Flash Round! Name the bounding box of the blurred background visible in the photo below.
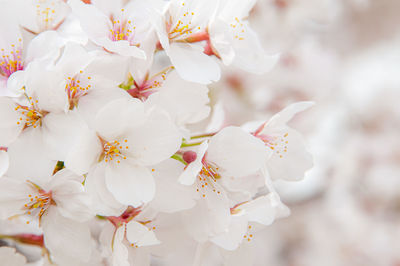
[210,0,400,265]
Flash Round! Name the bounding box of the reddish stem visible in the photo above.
[9,234,44,247]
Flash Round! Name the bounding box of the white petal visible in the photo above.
[105,162,155,207]
[211,215,248,251]
[168,43,220,84]
[42,208,92,263]
[92,0,124,15]
[262,101,315,130]
[69,0,111,41]
[220,171,265,201]
[181,182,231,242]
[212,19,278,74]
[23,63,68,113]
[54,42,93,78]
[41,111,88,161]
[95,98,145,140]
[85,163,126,216]
[0,97,23,146]
[217,0,257,19]
[6,71,26,96]
[240,193,290,225]
[25,30,65,63]
[151,159,197,213]
[126,108,181,166]
[207,127,269,177]
[77,88,131,128]
[98,38,146,59]
[0,177,31,219]
[64,129,103,175]
[6,129,56,182]
[126,220,160,247]
[259,102,315,181]
[85,53,130,86]
[178,141,208,186]
[0,151,9,177]
[50,170,93,222]
[0,247,26,266]
[111,226,130,266]
[146,71,210,126]
[266,128,313,181]
[208,18,235,65]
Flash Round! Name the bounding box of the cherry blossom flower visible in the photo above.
[65,98,182,209]
[209,0,279,73]
[211,193,289,250]
[152,0,221,84]
[4,0,70,35]
[0,169,93,263]
[100,207,160,266]
[252,101,314,181]
[179,127,271,241]
[145,71,210,136]
[0,6,64,96]
[70,0,151,58]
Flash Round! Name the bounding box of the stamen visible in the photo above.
[103,139,129,163]
[109,10,137,45]
[230,17,245,41]
[195,160,222,198]
[256,133,289,159]
[0,40,24,78]
[15,94,45,129]
[65,71,91,109]
[23,181,53,225]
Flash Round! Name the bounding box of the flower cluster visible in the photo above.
[0,0,313,265]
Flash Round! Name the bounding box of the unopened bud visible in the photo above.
[183,151,197,164]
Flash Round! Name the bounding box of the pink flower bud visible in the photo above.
[183,151,197,164]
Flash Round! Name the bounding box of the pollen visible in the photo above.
[15,95,44,129]
[0,39,24,78]
[259,132,290,159]
[65,72,91,110]
[168,4,202,41]
[195,161,222,198]
[102,139,129,164]
[36,1,58,31]
[230,17,245,41]
[109,10,137,45]
[23,181,53,224]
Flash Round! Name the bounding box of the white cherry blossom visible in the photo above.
[209,0,279,73]
[70,0,151,58]
[0,168,93,263]
[252,101,314,181]
[65,98,182,208]
[152,0,221,84]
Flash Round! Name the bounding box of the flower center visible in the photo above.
[196,160,222,198]
[167,3,203,41]
[15,98,45,129]
[256,132,289,159]
[102,139,129,164]
[230,17,245,41]
[65,72,92,110]
[36,0,57,32]
[109,10,136,44]
[23,181,53,225]
[0,41,24,78]
[126,66,174,101]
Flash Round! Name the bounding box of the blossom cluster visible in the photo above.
[0,0,313,265]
